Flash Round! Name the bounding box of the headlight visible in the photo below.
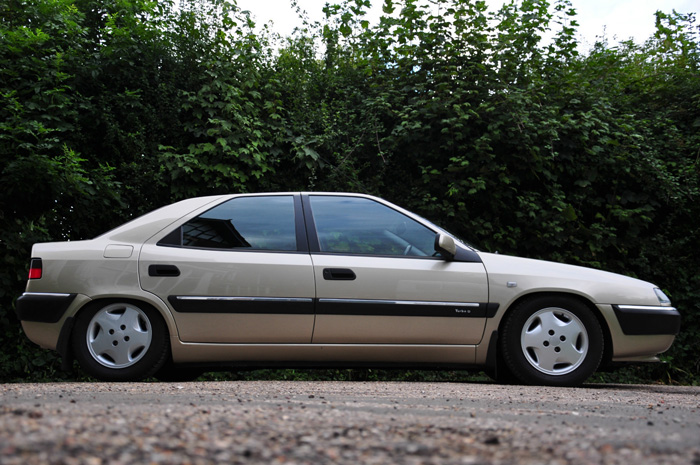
[654,288,671,306]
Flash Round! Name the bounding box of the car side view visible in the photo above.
[15,193,680,386]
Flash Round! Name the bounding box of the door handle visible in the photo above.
[148,264,181,277]
[323,268,356,280]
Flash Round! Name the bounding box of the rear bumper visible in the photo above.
[15,293,77,323]
[612,305,680,336]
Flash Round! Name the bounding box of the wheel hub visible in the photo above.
[521,307,589,376]
[86,303,153,369]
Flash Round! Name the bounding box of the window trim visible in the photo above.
[300,194,320,252]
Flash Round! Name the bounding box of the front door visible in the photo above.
[303,194,489,345]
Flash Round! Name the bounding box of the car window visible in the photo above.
[160,196,297,251]
[309,196,437,256]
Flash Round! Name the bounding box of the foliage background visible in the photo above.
[1,0,698,383]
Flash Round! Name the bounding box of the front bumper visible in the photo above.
[612,305,681,336]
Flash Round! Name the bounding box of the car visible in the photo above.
[15,192,680,385]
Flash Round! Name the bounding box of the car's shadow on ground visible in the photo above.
[582,383,699,394]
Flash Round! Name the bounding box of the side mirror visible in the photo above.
[434,234,456,260]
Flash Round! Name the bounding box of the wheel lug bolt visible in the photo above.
[554,347,561,353]
[560,336,566,341]
[548,330,555,336]
[543,341,549,347]
[112,341,118,346]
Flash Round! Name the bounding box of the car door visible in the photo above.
[139,194,316,343]
[304,194,490,345]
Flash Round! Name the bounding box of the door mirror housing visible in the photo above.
[434,234,457,260]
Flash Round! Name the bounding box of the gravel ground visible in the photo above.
[1,381,699,464]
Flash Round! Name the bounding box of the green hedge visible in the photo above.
[1,0,697,383]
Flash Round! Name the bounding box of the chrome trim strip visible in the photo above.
[616,305,678,312]
[175,296,313,303]
[179,343,476,348]
[22,292,73,298]
[318,298,480,307]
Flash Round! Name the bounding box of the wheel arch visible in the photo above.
[493,291,614,371]
[61,296,175,371]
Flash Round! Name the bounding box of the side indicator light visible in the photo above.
[28,258,42,280]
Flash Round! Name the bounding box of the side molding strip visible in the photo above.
[168,296,314,314]
[317,298,494,318]
[168,295,499,318]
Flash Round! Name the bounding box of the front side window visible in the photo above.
[309,196,437,256]
[160,196,297,251]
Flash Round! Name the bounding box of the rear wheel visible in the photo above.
[500,296,603,386]
[72,301,169,381]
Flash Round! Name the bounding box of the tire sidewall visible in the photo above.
[501,296,604,387]
[72,300,170,382]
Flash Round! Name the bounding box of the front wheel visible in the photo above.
[500,296,604,387]
[72,301,169,381]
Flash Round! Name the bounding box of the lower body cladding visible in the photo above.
[16,293,678,371]
[167,295,493,345]
[166,294,483,365]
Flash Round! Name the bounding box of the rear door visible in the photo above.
[139,194,316,343]
[304,194,490,345]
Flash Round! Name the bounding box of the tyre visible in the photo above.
[72,301,169,381]
[500,296,604,387]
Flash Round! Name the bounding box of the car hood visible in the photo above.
[477,252,662,307]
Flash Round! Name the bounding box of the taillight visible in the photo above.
[28,258,42,280]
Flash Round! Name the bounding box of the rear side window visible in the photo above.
[159,196,297,251]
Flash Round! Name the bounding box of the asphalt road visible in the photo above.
[1,381,699,464]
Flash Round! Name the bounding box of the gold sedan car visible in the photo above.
[16,193,680,385]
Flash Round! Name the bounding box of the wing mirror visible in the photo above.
[434,234,456,260]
